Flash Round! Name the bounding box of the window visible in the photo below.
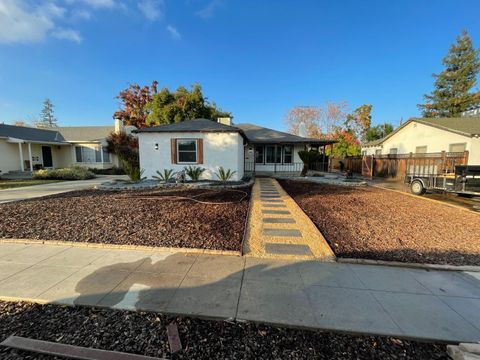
[389,148,398,155]
[375,149,382,156]
[75,145,110,163]
[283,145,293,163]
[265,145,282,163]
[255,146,264,163]
[177,140,197,163]
[449,143,466,153]
[415,146,427,154]
[361,150,367,156]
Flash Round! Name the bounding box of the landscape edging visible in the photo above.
[0,238,241,257]
[337,257,480,272]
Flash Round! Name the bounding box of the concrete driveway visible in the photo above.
[0,175,127,203]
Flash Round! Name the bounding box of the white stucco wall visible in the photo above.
[361,121,479,164]
[138,132,245,181]
[0,140,21,174]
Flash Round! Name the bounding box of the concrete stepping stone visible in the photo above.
[260,195,281,198]
[261,199,283,203]
[263,228,302,237]
[265,243,313,256]
[263,218,296,224]
[262,210,291,215]
[262,204,287,208]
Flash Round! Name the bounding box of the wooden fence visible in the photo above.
[331,151,469,181]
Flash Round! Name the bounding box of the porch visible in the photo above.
[243,141,335,175]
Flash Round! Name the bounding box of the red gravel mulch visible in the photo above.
[279,180,480,266]
[0,301,448,360]
[0,188,251,251]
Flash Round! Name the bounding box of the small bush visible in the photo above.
[33,167,95,180]
[153,169,176,182]
[185,166,205,181]
[125,166,145,182]
[215,167,236,182]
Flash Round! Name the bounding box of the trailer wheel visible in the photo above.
[411,180,426,195]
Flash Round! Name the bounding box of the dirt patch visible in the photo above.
[0,301,447,360]
[279,180,480,266]
[0,188,250,251]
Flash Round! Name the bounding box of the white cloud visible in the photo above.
[81,0,116,8]
[195,0,222,19]
[72,9,92,20]
[138,0,164,21]
[166,24,181,40]
[52,28,82,43]
[0,0,55,43]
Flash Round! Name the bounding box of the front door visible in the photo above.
[42,146,53,168]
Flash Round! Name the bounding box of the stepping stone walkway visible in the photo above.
[243,178,336,260]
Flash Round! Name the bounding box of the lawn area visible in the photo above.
[0,301,447,360]
[279,180,480,266]
[0,179,64,190]
[0,188,250,251]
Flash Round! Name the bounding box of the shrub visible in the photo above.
[106,131,139,180]
[33,167,95,180]
[298,150,321,176]
[123,164,145,182]
[215,167,236,182]
[184,166,205,181]
[153,169,176,182]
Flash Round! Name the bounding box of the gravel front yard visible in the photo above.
[0,301,447,360]
[279,180,480,266]
[0,188,250,251]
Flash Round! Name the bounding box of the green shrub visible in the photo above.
[215,167,236,182]
[153,169,176,182]
[123,164,145,182]
[184,166,205,181]
[33,167,95,180]
[298,150,321,176]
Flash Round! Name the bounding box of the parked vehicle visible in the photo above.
[405,165,480,196]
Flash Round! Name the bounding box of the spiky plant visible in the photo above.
[152,169,175,182]
[184,166,205,181]
[215,167,236,182]
[298,150,321,176]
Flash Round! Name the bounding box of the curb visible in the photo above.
[369,183,480,215]
[337,257,480,272]
[0,238,241,257]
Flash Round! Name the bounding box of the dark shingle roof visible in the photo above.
[236,123,335,145]
[136,119,242,133]
[56,126,114,142]
[363,117,480,147]
[0,124,66,143]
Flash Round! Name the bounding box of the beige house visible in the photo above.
[0,121,123,176]
[362,117,480,165]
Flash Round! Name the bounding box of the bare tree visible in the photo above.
[285,101,349,138]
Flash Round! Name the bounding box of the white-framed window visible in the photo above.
[75,146,110,163]
[375,149,382,156]
[265,145,282,164]
[389,148,398,155]
[415,146,428,154]
[283,145,293,164]
[448,143,466,153]
[177,139,197,164]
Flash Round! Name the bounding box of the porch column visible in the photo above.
[100,145,104,164]
[28,143,33,172]
[18,142,24,171]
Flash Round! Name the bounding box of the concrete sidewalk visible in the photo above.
[0,243,479,343]
[0,175,126,203]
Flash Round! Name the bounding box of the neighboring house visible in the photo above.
[0,120,125,175]
[362,117,480,165]
[137,118,335,181]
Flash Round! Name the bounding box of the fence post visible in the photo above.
[463,150,469,165]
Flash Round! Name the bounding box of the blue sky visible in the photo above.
[0,0,479,130]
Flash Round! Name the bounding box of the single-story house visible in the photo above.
[0,120,127,175]
[361,117,480,165]
[137,118,335,181]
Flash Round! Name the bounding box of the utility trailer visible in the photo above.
[405,164,480,196]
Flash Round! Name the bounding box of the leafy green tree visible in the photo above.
[146,84,230,126]
[345,104,372,141]
[36,98,58,128]
[418,31,480,117]
[328,129,361,157]
[365,123,394,142]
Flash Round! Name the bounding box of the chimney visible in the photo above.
[217,117,232,126]
[114,118,124,134]
[298,122,307,138]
